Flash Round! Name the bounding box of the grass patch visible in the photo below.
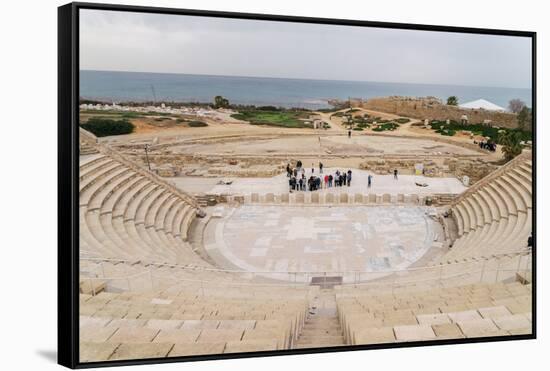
[231,109,311,128]
[80,117,134,137]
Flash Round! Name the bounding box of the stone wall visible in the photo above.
[443,158,499,184]
[359,157,498,184]
[357,97,518,129]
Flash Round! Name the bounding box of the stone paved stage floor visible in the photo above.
[204,205,439,282]
[171,168,467,196]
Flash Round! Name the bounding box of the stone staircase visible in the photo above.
[294,289,346,349]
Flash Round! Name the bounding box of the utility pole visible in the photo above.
[150,84,157,104]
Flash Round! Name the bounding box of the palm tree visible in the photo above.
[498,131,523,161]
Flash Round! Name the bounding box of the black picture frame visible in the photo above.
[58,2,537,368]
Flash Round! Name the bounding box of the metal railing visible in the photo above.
[79,250,532,294]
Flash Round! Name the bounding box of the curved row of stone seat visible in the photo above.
[441,155,532,262]
[80,154,203,265]
[336,281,531,345]
[79,287,311,362]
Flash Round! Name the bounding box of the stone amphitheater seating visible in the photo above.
[439,154,532,263]
[79,288,311,362]
[78,134,532,361]
[80,154,203,265]
[336,282,532,345]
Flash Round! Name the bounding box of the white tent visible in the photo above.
[459,99,506,111]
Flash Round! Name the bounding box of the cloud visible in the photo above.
[80,9,532,88]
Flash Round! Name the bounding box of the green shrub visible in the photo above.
[396,118,410,124]
[372,122,399,132]
[188,120,208,127]
[428,120,532,143]
[80,118,134,137]
[353,127,363,131]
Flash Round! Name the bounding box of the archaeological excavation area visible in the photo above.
[78,124,533,362]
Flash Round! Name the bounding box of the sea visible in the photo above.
[80,70,532,110]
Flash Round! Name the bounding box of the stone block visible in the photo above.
[79,342,119,363]
[169,343,225,357]
[311,193,319,204]
[80,325,118,343]
[447,310,482,323]
[394,324,436,341]
[416,313,451,326]
[492,314,532,331]
[181,320,220,330]
[153,329,202,343]
[477,306,512,319]
[354,194,363,203]
[146,319,184,331]
[218,320,256,330]
[197,329,244,343]
[457,319,502,338]
[353,327,395,345]
[340,193,349,203]
[108,327,160,343]
[224,340,278,353]
[432,323,464,339]
[110,343,172,360]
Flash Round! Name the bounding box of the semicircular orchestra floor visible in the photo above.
[204,205,439,283]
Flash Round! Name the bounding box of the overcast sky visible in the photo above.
[80,9,532,89]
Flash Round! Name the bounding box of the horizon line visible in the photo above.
[80,68,532,91]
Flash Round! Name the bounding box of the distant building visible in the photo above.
[459,99,506,112]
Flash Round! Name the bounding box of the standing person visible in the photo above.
[394,169,398,180]
[367,174,372,188]
[348,130,351,138]
[319,162,323,174]
[347,170,352,187]
[293,168,298,177]
[342,173,347,186]
[312,163,315,173]
[328,174,333,187]
[286,163,291,177]
[324,174,329,188]
[297,160,302,171]
[298,177,303,191]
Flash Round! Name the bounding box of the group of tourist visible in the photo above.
[476,140,497,152]
[286,161,354,192]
